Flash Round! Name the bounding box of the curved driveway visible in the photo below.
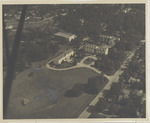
[46,56,101,74]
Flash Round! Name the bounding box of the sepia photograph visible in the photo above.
[1,2,148,120]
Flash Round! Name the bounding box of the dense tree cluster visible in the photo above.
[57,4,145,38]
[94,48,125,75]
[14,39,58,72]
[4,4,145,39]
[85,75,107,94]
[65,75,108,97]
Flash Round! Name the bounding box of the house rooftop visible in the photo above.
[54,32,76,39]
[99,34,115,39]
[85,43,110,49]
[141,40,145,43]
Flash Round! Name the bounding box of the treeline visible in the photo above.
[123,45,145,93]
[57,4,145,39]
[94,48,125,75]
[4,4,145,39]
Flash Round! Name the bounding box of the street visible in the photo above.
[78,45,140,118]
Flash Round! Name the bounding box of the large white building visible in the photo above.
[53,49,74,65]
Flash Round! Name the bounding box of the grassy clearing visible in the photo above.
[6,66,101,118]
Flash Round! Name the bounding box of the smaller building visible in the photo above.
[20,40,27,47]
[128,76,140,83]
[99,34,120,47]
[54,32,77,42]
[83,37,90,42]
[141,40,145,44]
[6,25,13,29]
[53,49,74,65]
[96,45,109,55]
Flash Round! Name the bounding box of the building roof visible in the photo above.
[99,34,115,39]
[141,40,145,43]
[99,34,120,41]
[54,32,76,39]
[85,43,109,49]
[83,37,90,41]
[53,49,74,62]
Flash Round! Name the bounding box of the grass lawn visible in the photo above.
[6,66,101,119]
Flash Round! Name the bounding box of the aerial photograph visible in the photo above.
[3,4,146,119]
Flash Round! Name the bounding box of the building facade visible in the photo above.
[53,49,74,65]
[84,43,109,55]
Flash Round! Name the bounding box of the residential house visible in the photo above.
[54,32,77,42]
[128,76,140,83]
[6,25,13,29]
[96,45,109,55]
[53,49,74,65]
[141,40,145,44]
[83,37,90,42]
[99,34,120,47]
[20,40,27,47]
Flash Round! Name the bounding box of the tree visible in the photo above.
[129,91,143,109]
[118,99,138,118]
[85,75,106,94]
[129,61,141,73]
[94,98,108,113]
[104,83,122,102]
[64,83,85,97]
[70,37,81,48]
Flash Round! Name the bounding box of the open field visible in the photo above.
[6,65,102,118]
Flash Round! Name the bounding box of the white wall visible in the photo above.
[58,51,74,64]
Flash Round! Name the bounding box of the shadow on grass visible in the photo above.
[64,75,108,97]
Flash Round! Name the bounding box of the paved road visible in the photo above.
[78,46,140,118]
